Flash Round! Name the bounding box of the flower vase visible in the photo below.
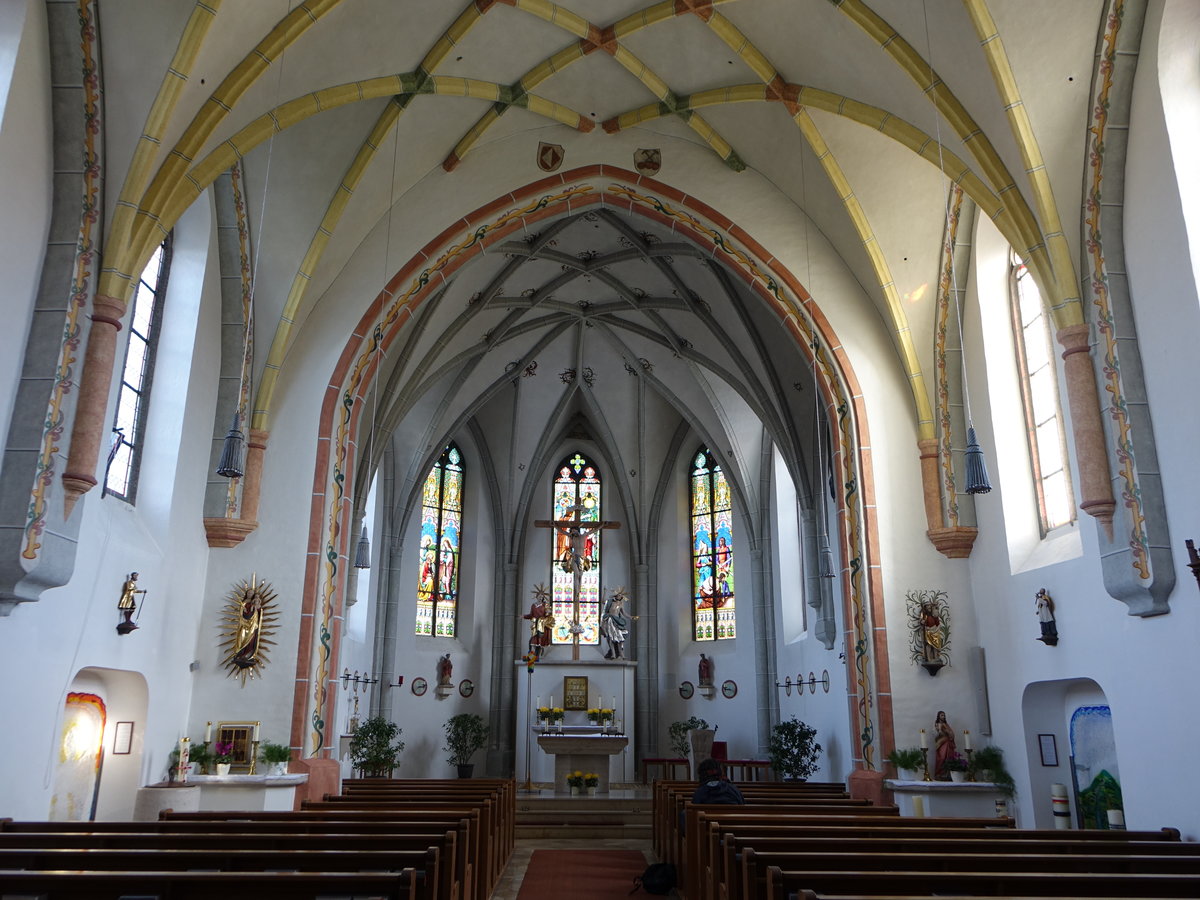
[570,786,580,796]
[950,770,966,783]
[216,763,231,776]
[587,786,597,797]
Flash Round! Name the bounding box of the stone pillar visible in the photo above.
[62,294,125,514]
[1057,325,1115,528]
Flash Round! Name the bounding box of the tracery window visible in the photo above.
[691,448,736,641]
[1010,252,1074,532]
[104,237,171,502]
[550,452,601,646]
[415,444,463,637]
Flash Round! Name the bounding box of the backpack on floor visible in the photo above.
[630,862,676,895]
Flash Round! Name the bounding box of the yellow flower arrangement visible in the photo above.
[567,770,585,788]
[584,772,599,787]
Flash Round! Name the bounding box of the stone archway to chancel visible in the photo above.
[297,167,895,778]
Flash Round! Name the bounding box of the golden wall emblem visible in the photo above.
[219,575,279,685]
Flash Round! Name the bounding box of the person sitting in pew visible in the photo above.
[692,758,744,805]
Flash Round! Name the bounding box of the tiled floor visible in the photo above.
[490,837,656,899]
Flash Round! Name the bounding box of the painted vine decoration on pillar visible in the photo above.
[906,589,951,676]
[219,575,279,686]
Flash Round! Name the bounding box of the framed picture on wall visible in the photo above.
[679,681,694,700]
[112,721,134,755]
[1038,733,1059,766]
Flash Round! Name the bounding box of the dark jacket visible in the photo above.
[692,779,745,804]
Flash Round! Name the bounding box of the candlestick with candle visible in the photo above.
[963,730,975,780]
[204,721,212,743]
[919,730,931,781]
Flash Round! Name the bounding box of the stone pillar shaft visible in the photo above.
[62,294,126,514]
[1057,325,1115,528]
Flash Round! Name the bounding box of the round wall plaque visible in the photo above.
[821,670,831,693]
[721,679,737,699]
[679,681,694,699]
[459,679,475,698]
[411,676,428,696]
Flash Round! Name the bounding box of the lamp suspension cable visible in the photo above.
[921,1,991,495]
[356,97,402,569]
[217,1,292,479]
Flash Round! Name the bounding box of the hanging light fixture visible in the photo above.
[216,412,245,478]
[923,0,991,496]
[354,524,371,569]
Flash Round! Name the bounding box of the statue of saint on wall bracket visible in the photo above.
[906,589,951,676]
[219,574,279,686]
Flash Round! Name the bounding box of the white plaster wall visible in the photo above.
[0,194,223,818]
[0,0,51,446]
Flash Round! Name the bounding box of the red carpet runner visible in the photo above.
[516,849,651,899]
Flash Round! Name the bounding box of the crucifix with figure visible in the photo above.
[534,499,620,660]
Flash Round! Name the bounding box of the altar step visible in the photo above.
[516,793,652,839]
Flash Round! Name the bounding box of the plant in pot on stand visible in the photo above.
[349,715,405,777]
[444,713,489,778]
[212,741,234,776]
[259,740,291,776]
[944,753,969,782]
[969,744,1016,797]
[668,716,710,758]
[887,746,925,781]
[767,716,822,781]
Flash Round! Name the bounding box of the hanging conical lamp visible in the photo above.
[354,525,371,569]
[216,412,245,478]
[964,426,992,494]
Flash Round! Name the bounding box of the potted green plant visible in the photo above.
[443,713,489,778]
[969,744,1016,796]
[767,716,822,781]
[943,752,969,782]
[259,740,292,776]
[212,740,235,775]
[668,716,710,758]
[189,741,212,775]
[348,715,405,777]
[886,746,925,780]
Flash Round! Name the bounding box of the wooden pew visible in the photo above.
[159,809,482,900]
[764,866,1200,899]
[0,868,418,899]
[740,847,1200,900]
[713,829,1198,900]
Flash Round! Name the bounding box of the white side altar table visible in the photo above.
[536,729,628,794]
[184,773,309,811]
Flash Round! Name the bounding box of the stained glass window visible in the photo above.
[550,452,601,645]
[691,448,736,641]
[415,444,463,637]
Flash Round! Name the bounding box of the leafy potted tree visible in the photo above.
[444,713,489,778]
[969,744,1016,797]
[189,741,212,776]
[668,716,710,758]
[259,740,292,776]
[767,716,822,781]
[348,715,405,777]
[886,746,925,781]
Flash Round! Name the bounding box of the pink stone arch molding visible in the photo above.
[293,166,894,770]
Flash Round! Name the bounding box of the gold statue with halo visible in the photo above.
[219,574,279,685]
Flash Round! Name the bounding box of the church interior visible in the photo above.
[3,0,1200,865]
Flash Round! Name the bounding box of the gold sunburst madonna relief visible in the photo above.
[219,574,280,686]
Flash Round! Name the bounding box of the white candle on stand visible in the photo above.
[252,722,260,742]
[204,722,212,742]
[550,695,554,708]
[964,730,972,750]
[919,729,927,749]
[536,696,541,709]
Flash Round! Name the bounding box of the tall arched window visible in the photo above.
[105,236,171,503]
[691,447,736,641]
[1010,252,1074,532]
[415,444,464,637]
[551,452,602,646]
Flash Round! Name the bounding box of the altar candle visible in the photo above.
[550,695,554,708]
[204,721,212,742]
[919,729,927,749]
[964,730,972,750]
[536,696,541,709]
[252,722,260,742]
